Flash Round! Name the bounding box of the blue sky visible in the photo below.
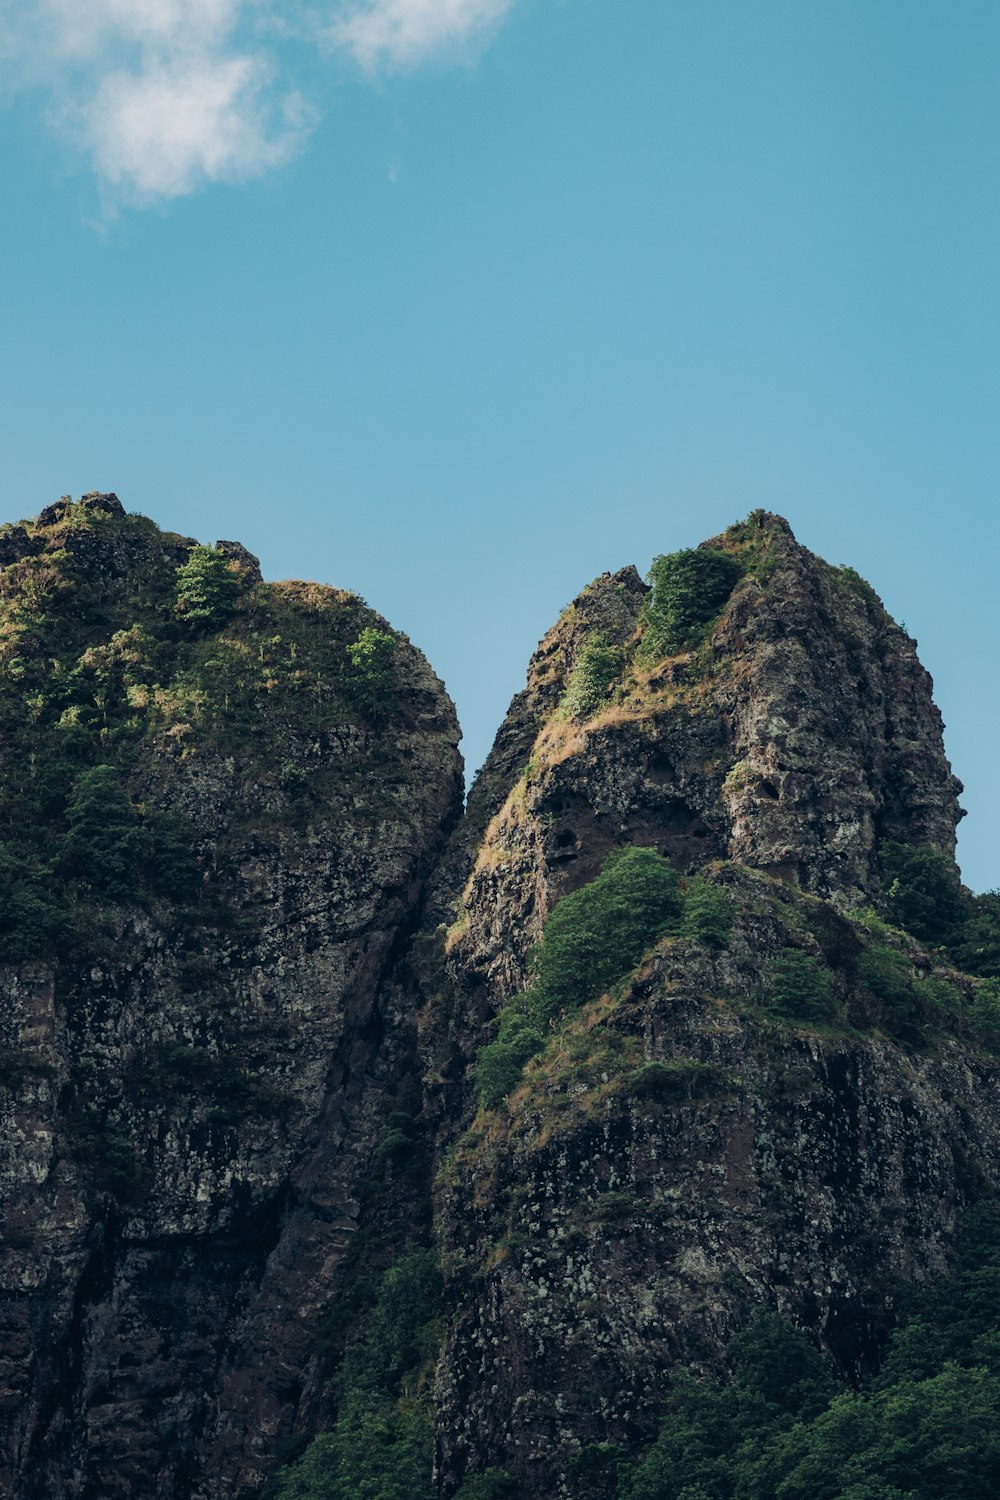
[0,0,997,889]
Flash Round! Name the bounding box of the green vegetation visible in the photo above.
[273,1250,441,1500]
[628,1058,731,1101]
[618,1205,1000,1500]
[475,849,684,1108]
[767,949,840,1023]
[970,979,1000,1052]
[453,1470,519,1499]
[346,627,398,715]
[474,854,736,1109]
[856,944,963,1041]
[0,506,406,962]
[877,842,1000,982]
[562,635,623,719]
[641,547,743,659]
[680,878,732,947]
[881,842,968,946]
[61,765,147,900]
[174,544,242,629]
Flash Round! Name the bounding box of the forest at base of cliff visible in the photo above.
[271,1201,1000,1500]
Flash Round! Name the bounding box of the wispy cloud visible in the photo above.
[0,0,517,205]
[329,0,515,71]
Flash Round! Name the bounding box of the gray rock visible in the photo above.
[214,539,262,583]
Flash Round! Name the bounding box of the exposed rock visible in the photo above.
[80,492,126,518]
[432,869,1000,1495]
[36,496,73,526]
[0,500,989,1500]
[214,539,262,583]
[0,498,462,1499]
[425,511,979,1496]
[0,526,35,567]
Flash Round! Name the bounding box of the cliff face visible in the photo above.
[0,501,991,1500]
[0,497,462,1499]
[426,512,990,1496]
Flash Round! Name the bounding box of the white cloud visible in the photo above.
[0,0,519,205]
[84,57,307,202]
[329,0,515,71]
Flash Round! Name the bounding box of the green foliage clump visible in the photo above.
[533,848,682,1014]
[0,844,62,960]
[969,979,1000,1052]
[274,1250,441,1500]
[875,845,1000,986]
[858,943,914,1013]
[453,1469,520,1499]
[951,892,1000,979]
[562,635,623,720]
[618,1311,836,1500]
[618,1208,1000,1500]
[880,842,969,946]
[853,941,965,1042]
[475,849,683,1108]
[680,879,732,947]
[346,627,397,715]
[767,949,840,1023]
[273,1406,432,1500]
[174,545,242,630]
[642,547,742,659]
[59,765,197,906]
[61,765,146,900]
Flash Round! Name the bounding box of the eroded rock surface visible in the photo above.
[0,502,989,1500]
[0,499,461,1499]
[425,512,984,1496]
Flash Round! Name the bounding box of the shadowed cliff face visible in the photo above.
[0,502,989,1500]
[0,497,462,1499]
[425,512,987,1497]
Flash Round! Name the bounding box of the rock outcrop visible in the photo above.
[0,498,462,1498]
[425,511,988,1496]
[0,501,991,1500]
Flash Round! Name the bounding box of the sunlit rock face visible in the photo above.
[424,512,980,1497]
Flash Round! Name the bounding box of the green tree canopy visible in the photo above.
[643,548,742,658]
[175,545,241,630]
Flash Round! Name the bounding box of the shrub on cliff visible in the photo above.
[61,765,146,900]
[951,892,1000,979]
[562,635,623,719]
[174,544,241,630]
[0,844,61,960]
[680,879,732,948]
[59,765,197,905]
[475,848,682,1107]
[273,1251,440,1500]
[880,841,969,945]
[767,949,840,1023]
[618,1311,835,1500]
[453,1471,519,1499]
[345,627,397,715]
[642,547,742,658]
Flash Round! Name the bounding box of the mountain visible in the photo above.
[0,498,995,1499]
[0,495,461,1498]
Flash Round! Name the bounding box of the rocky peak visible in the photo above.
[0,495,462,1500]
[425,512,990,1499]
[457,512,961,985]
